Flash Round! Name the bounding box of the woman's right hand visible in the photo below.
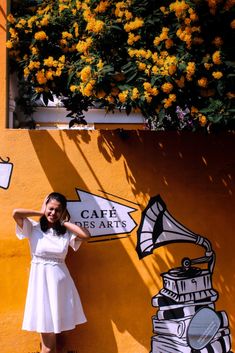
[40,195,49,215]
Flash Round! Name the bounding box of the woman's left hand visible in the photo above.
[60,209,71,225]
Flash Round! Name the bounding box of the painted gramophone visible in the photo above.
[136,195,232,353]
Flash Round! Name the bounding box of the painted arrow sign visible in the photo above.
[67,189,137,239]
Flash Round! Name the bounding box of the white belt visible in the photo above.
[32,254,64,265]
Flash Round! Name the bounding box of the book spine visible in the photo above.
[162,273,212,294]
[152,316,187,337]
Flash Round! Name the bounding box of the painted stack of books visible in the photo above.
[150,268,233,353]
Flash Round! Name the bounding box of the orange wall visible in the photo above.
[0,0,6,129]
[0,129,235,353]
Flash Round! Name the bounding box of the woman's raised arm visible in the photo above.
[12,209,43,229]
[63,221,91,240]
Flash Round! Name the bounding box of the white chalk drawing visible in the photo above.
[68,189,137,239]
[136,195,233,353]
[0,157,13,189]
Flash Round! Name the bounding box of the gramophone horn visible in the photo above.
[136,195,212,260]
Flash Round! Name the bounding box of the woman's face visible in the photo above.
[45,199,64,225]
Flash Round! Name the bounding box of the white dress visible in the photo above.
[16,218,87,333]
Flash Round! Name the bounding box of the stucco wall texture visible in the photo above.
[0,129,235,353]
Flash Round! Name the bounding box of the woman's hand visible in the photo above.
[60,209,71,225]
[40,195,49,215]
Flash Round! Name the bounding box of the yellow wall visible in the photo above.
[0,0,6,129]
[0,129,235,353]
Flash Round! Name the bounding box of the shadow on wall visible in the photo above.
[28,130,235,352]
[95,130,235,331]
[0,5,7,33]
[28,130,156,353]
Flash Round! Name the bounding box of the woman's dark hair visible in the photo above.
[40,192,68,235]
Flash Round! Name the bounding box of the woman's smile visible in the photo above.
[45,200,63,224]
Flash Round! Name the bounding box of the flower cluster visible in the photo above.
[7,0,235,130]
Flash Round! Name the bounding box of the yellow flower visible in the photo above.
[94,0,110,13]
[186,62,196,80]
[169,1,189,18]
[28,16,38,28]
[131,88,139,100]
[46,70,54,80]
[6,40,13,49]
[34,31,48,41]
[163,93,176,108]
[59,55,65,63]
[124,17,144,32]
[191,106,199,115]
[125,10,133,20]
[188,8,198,21]
[73,22,79,37]
[143,82,151,91]
[28,61,41,70]
[62,31,73,39]
[143,82,159,96]
[97,59,104,70]
[15,19,27,28]
[43,56,55,67]
[7,14,15,24]
[118,90,129,103]
[59,4,69,12]
[197,77,208,87]
[161,82,173,93]
[127,33,141,45]
[138,62,146,70]
[76,38,93,53]
[86,19,104,33]
[160,27,169,40]
[80,65,91,82]
[35,87,44,93]
[152,66,158,75]
[24,67,30,78]
[9,28,18,39]
[40,15,50,27]
[144,92,152,103]
[114,1,126,18]
[165,39,174,49]
[212,71,223,79]
[30,46,39,55]
[83,81,95,96]
[204,63,213,70]
[153,36,161,46]
[36,70,47,84]
[199,115,207,126]
[212,51,222,65]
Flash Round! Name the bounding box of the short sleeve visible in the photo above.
[69,233,82,251]
[16,218,33,240]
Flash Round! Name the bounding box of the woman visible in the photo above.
[13,192,91,353]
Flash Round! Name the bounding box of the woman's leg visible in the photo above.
[40,333,57,353]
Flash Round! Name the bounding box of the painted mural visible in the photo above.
[137,195,232,353]
[67,188,137,241]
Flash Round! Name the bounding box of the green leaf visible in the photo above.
[126,71,138,83]
[207,115,223,123]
